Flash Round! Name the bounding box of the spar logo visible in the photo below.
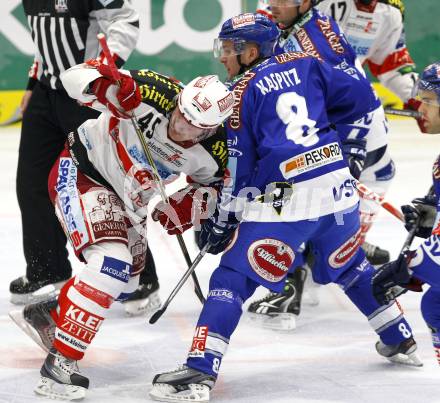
[248,239,295,283]
[55,157,88,249]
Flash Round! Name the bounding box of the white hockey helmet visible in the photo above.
[178,75,234,129]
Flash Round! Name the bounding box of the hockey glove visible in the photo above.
[401,195,437,239]
[91,64,141,119]
[371,253,412,306]
[342,138,367,180]
[196,209,239,255]
[152,184,217,235]
[404,98,427,133]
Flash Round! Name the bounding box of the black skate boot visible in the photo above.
[122,272,160,317]
[361,242,390,265]
[247,267,306,331]
[35,348,89,400]
[9,296,58,352]
[376,337,423,367]
[150,365,216,403]
[10,275,68,305]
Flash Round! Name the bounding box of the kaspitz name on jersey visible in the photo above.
[255,68,301,95]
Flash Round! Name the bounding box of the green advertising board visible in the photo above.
[0,0,439,90]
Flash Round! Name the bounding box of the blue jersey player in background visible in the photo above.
[373,62,440,367]
[149,14,421,403]
[249,0,396,329]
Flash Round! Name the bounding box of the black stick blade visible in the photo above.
[149,308,165,324]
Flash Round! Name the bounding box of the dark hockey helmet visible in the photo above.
[417,62,440,104]
[213,13,278,59]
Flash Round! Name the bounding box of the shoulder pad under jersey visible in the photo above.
[199,125,228,179]
[130,69,183,115]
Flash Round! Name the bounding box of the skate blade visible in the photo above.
[35,376,87,401]
[247,312,297,331]
[387,351,424,367]
[10,281,65,306]
[149,383,210,403]
[8,310,50,352]
[123,291,161,317]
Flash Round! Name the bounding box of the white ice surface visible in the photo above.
[0,119,439,403]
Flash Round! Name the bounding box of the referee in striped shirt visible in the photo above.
[11,0,146,303]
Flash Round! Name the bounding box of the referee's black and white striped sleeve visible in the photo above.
[23,0,139,90]
[90,0,140,65]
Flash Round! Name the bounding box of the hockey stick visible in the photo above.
[354,180,404,222]
[149,244,209,324]
[97,33,205,304]
[384,107,421,119]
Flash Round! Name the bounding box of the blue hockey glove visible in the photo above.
[371,253,411,305]
[197,210,239,255]
[401,195,437,239]
[342,138,367,179]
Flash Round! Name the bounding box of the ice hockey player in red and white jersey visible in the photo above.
[9,61,233,400]
[316,0,424,126]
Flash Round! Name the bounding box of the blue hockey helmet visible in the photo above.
[417,62,440,105]
[213,13,278,59]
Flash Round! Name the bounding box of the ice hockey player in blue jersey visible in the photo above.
[249,0,396,327]
[271,0,394,257]
[149,13,421,403]
[372,62,440,366]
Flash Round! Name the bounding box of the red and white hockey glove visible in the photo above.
[152,184,218,235]
[404,98,427,133]
[91,63,141,119]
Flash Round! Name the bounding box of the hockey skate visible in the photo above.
[9,296,57,352]
[247,267,306,331]
[10,275,68,305]
[35,348,89,401]
[122,278,160,316]
[150,365,216,403]
[362,242,390,265]
[376,337,423,367]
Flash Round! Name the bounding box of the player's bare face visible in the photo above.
[270,0,300,25]
[219,41,242,79]
[418,90,440,134]
[168,107,209,144]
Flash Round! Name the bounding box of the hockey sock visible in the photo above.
[341,262,414,345]
[186,266,259,377]
[53,244,133,360]
[53,276,111,360]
